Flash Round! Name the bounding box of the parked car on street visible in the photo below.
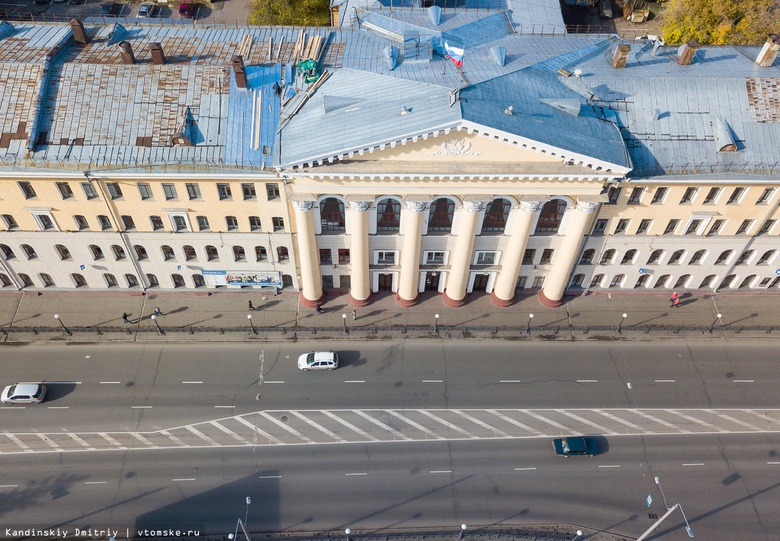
[552,436,598,457]
[100,2,120,16]
[297,351,339,371]
[1,383,47,404]
[138,2,156,17]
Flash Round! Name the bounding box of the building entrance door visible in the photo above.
[425,272,440,291]
[472,274,490,291]
[378,273,393,291]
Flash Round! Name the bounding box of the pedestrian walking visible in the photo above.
[154,307,162,316]
[670,292,678,307]
[352,309,357,321]
[122,312,130,324]
[248,300,254,311]
[673,297,680,308]
[315,305,322,315]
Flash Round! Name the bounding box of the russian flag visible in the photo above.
[444,41,464,67]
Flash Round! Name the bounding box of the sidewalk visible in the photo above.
[1,288,779,343]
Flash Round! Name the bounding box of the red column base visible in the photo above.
[442,290,467,308]
[396,292,419,307]
[538,289,564,308]
[300,292,326,309]
[490,291,515,308]
[348,292,371,308]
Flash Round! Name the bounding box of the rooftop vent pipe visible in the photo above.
[70,18,88,45]
[676,40,698,66]
[426,5,442,26]
[232,55,248,89]
[490,46,506,67]
[611,44,630,69]
[714,117,737,152]
[150,42,166,65]
[383,45,399,70]
[119,41,135,64]
[755,34,780,67]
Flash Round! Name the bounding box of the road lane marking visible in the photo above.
[258,411,313,443]
[353,410,411,441]
[99,433,125,448]
[214,406,235,409]
[345,472,367,476]
[69,433,92,448]
[0,484,19,488]
[182,381,203,384]
[733,380,754,383]
[514,467,536,471]
[744,410,780,428]
[172,478,196,482]
[387,411,444,440]
[655,380,676,383]
[258,475,282,479]
[712,412,762,431]
[683,463,705,466]
[557,410,617,435]
[520,410,578,435]
[422,380,443,383]
[451,409,510,438]
[666,410,727,432]
[594,410,648,432]
[487,410,544,436]
[430,470,451,474]
[234,415,283,445]
[419,410,478,439]
[500,380,522,383]
[84,481,107,485]
[209,421,250,443]
[131,406,152,409]
[36,434,62,450]
[264,381,284,384]
[599,465,621,468]
[47,407,69,409]
[290,411,346,442]
[634,410,690,433]
[5,434,30,450]
[159,430,187,447]
[0,407,25,411]
[100,381,121,384]
[184,425,220,446]
[321,411,380,442]
[576,380,598,383]
[768,462,780,465]
[131,433,155,446]
[344,380,365,383]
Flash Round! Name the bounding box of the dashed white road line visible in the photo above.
[172,478,196,482]
[131,406,152,409]
[84,481,107,485]
[599,465,621,468]
[500,380,522,383]
[655,380,676,383]
[768,462,780,465]
[422,380,443,383]
[344,380,365,383]
[214,405,235,409]
[258,475,282,479]
[182,381,203,384]
[683,463,705,467]
[733,380,754,383]
[576,380,598,383]
[264,381,285,384]
[345,472,367,476]
[514,467,536,471]
[100,381,121,384]
[47,406,69,409]
[0,484,19,488]
[430,470,452,474]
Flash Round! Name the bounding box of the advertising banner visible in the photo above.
[201,270,282,287]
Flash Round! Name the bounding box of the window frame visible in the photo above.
[56,182,74,200]
[137,183,153,200]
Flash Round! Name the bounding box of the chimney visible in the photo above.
[232,55,247,89]
[70,18,88,44]
[677,40,699,66]
[119,41,135,64]
[150,42,166,65]
[755,34,780,67]
[611,44,630,69]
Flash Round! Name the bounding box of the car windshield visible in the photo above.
[7,385,16,395]
[33,386,43,398]
[305,353,315,364]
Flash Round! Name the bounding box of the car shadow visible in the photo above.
[335,350,364,369]
[42,382,78,402]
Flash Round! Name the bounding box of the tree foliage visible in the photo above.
[662,0,780,45]
[248,0,330,26]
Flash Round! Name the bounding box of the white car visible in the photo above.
[1,383,47,404]
[297,351,338,371]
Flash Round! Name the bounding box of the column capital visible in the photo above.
[462,199,487,213]
[576,200,599,214]
[405,200,429,213]
[519,200,545,213]
[292,200,315,212]
[348,200,372,213]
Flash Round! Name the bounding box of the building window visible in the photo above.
[756,188,775,204]
[620,249,637,264]
[147,274,159,288]
[680,187,698,204]
[18,181,36,199]
[72,273,87,288]
[593,219,608,234]
[81,182,98,200]
[90,244,104,260]
[162,183,178,200]
[0,274,11,287]
[727,187,745,204]
[535,199,566,234]
[186,183,201,200]
[715,250,732,264]
[647,249,664,264]
[516,276,527,290]
[636,219,652,234]
[758,220,775,235]
[635,274,651,288]
[249,216,262,231]
[18,273,32,287]
[98,215,112,230]
[700,275,716,288]
[376,251,395,265]
[757,250,776,265]
[689,250,706,265]
[104,273,118,288]
[736,219,753,235]
[255,246,267,261]
[112,245,126,260]
[590,274,604,287]
[206,245,219,261]
[55,244,71,260]
[651,187,668,204]
[126,274,139,288]
[703,187,721,204]
[217,183,232,200]
[476,251,497,265]
[172,274,185,288]
[106,183,123,199]
[674,274,691,289]
[654,274,670,288]
[170,214,188,232]
[426,251,446,265]
[719,274,737,289]
[376,198,401,232]
[663,219,679,235]
[426,198,454,233]
[610,274,625,287]
[482,199,510,233]
[319,249,332,264]
[607,186,621,204]
[121,215,136,230]
[33,213,55,231]
[272,217,284,231]
[735,250,753,265]
[226,216,238,231]
[579,249,595,265]
[161,245,175,261]
[138,183,153,200]
[321,198,346,232]
[0,244,15,260]
[234,246,246,261]
[266,183,280,200]
[627,187,644,204]
[614,219,629,234]
[134,245,148,260]
[193,275,205,288]
[242,183,257,200]
[40,273,55,287]
[56,182,74,199]
[183,245,197,261]
[684,219,702,235]
[2,214,18,230]
[600,249,616,264]
[277,246,289,261]
[738,275,756,289]
[340,275,351,289]
[523,249,535,264]
[571,274,585,287]
[707,219,725,236]
[21,244,37,260]
[760,278,772,287]
[150,216,164,230]
[197,216,210,231]
[539,249,554,264]
[338,249,350,263]
[74,215,89,230]
[668,249,684,264]
[322,275,334,289]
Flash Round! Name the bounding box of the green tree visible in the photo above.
[248,0,330,26]
[662,0,780,45]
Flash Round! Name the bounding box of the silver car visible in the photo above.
[297,351,338,371]
[1,383,47,404]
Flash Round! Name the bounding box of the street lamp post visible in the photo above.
[573,531,583,540]
[708,313,722,334]
[434,313,440,335]
[655,476,670,510]
[458,524,467,540]
[345,529,351,541]
[54,314,72,336]
[150,314,164,335]
[526,313,534,335]
[342,313,348,335]
[636,476,694,541]
[616,313,628,334]
[247,314,256,336]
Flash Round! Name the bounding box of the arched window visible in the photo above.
[161,245,175,261]
[719,274,736,289]
[570,274,585,287]
[21,244,37,260]
[193,275,206,288]
[0,274,10,287]
[282,274,294,288]
[758,250,776,265]
[689,250,706,265]
[71,273,87,288]
[647,249,664,264]
[255,246,267,261]
[428,198,455,233]
[699,275,716,288]
[104,273,118,287]
[715,250,733,265]
[481,198,510,233]
[147,274,159,288]
[654,274,670,288]
[738,275,756,289]
[589,274,604,287]
[609,274,625,287]
[673,274,691,288]
[18,273,33,288]
[376,198,401,232]
[600,249,616,264]
[579,249,595,265]
[134,245,148,260]
[735,250,754,265]
[112,245,126,260]
[172,274,185,288]
[320,197,345,232]
[90,244,104,260]
[183,245,197,261]
[126,274,139,288]
[40,273,54,287]
[277,246,289,261]
[56,244,72,260]
[534,199,566,234]
[620,250,637,265]
[634,274,651,288]
[206,245,219,261]
[1,244,16,259]
[233,246,246,261]
[668,250,685,264]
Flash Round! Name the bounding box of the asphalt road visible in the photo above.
[1,341,779,539]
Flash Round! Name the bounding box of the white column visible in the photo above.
[539,200,598,307]
[491,200,544,307]
[443,199,485,307]
[397,200,427,307]
[293,200,324,308]
[348,200,371,307]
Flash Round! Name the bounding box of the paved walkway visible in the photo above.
[0,289,779,343]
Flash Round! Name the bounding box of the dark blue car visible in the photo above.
[552,437,598,457]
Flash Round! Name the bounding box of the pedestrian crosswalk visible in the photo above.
[2,408,780,454]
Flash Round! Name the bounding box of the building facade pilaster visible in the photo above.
[397,200,428,307]
[347,200,372,307]
[443,199,486,307]
[293,200,324,308]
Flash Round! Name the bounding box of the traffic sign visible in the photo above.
[646,494,652,507]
